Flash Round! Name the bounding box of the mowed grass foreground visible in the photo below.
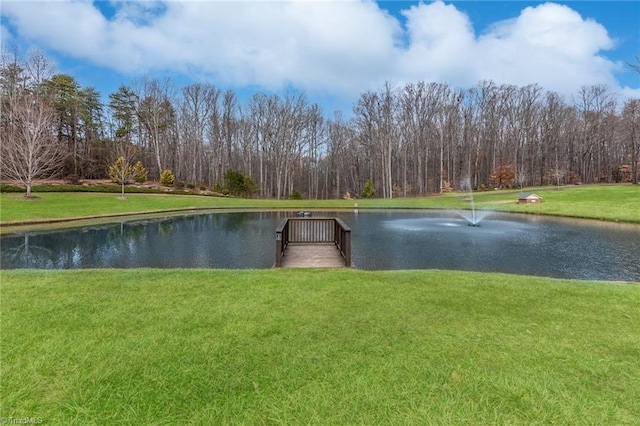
[2,269,639,424]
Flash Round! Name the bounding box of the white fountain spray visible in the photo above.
[460,177,483,227]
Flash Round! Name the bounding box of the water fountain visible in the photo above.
[467,193,480,227]
[458,178,489,227]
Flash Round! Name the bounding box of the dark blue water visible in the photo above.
[2,211,639,281]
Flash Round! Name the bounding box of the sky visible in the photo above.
[1,0,639,114]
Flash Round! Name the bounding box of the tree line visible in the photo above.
[1,49,638,199]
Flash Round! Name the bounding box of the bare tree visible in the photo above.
[398,82,438,195]
[272,91,311,200]
[25,48,54,88]
[5,47,636,198]
[627,56,640,74]
[353,83,398,198]
[621,99,640,184]
[179,83,218,184]
[0,90,66,197]
[326,111,357,198]
[135,77,176,178]
[303,104,325,199]
[539,91,564,186]
[221,90,240,176]
[574,85,616,183]
[516,169,526,193]
[246,93,270,197]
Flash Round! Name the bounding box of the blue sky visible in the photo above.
[2,0,638,114]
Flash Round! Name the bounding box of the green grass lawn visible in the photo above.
[1,184,639,227]
[491,185,640,223]
[2,269,639,424]
[1,184,639,423]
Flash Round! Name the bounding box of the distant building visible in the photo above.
[518,193,542,204]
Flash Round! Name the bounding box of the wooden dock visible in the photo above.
[280,243,346,268]
[275,217,352,268]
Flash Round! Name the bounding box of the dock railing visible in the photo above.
[275,217,351,267]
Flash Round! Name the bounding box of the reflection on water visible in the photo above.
[2,211,639,281]
[354,211,639,281]
[1,212,282,269]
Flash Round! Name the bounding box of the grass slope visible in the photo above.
[491,185,640,223]
[1,184,639,226]
[2,269,639,424]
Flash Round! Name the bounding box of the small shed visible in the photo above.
[518,193,542,204]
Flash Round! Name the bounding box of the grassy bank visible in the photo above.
[490,184,640,222]
[2,184,638,422]
[1,184,639,227]
[1,269,639,424]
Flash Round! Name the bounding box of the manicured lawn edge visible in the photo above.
[1,185,639,231]
[2,268,639,424]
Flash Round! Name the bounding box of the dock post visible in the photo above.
[275,218,288,267]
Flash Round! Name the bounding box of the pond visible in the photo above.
[1,210,639,281]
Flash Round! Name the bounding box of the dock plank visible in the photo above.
[280,243,345,268]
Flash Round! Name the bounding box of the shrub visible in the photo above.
[65,174,80,185]
[132,161,148,183]
[0,184,24,193]
[213,182,223,193]
[186,183,195,189]
[174,180,185,189]
[160,169,175,187]
[289,190,303,200]
[224,169,255,197]
[0,183,227,196]
[490,163,516,189]
[199,184,207,191]
[361,179,376,199]
[342,191,355,200]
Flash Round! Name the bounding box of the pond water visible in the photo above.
[2,211,639,281]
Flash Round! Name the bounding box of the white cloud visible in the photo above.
[620,86,640,101]
[2,1,110,60]
[152,0,403,94]
[398,1,476,85]
[475,3,618,92]
[0,0,630,101]
[1,24,13,51]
